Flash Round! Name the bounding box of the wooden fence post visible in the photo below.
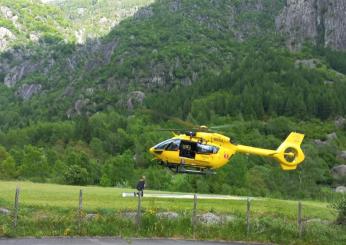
[13,187,20,228]
[298,201,303,238]
[246,197,251,235]
[78,189,83,233]
[136,192,142,228]
[193,193,197,237]
[192,193,197,229]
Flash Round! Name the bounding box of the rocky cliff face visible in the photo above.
[276,0,346,51]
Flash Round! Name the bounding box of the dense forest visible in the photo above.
[0,0,346,200]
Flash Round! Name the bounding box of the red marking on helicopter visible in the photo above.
[224,153,229,159]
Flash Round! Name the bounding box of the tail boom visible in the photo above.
[235,132,305,170]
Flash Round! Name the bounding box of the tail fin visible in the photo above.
[273,132,305,170]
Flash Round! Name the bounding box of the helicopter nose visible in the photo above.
[149,147,155,155]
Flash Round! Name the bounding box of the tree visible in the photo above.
[144,167,172,190]
[74,116,91,143]
[64,164,89,185]
[245,166,270,196]
[101,151,135,187]
[19,145,49,182]
[331,198,346,225]
[0,146,17,179]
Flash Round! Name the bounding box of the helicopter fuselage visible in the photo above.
[149,131,305,174]
[149,132,237,171]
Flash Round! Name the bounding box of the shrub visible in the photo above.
[331,197,346,225]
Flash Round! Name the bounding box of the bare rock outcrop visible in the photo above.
[74,99,90,115]
[197,213,221,225]
[336,186,346,193]
[338,151,346,161]
[295,59,321,69]
[4,62,39,88]
[16,84,42,100]
[335,117,346,128]
[169,0,181,12]
[0,27,15,51]
[303,218,330,225]
[0,6,21,31]
[331,165,346,180]
[29,32,40,42]
[127,91,145,110]
[84,40,117,71]
[0,6,13,19]
[276,0,346,51]
[156,212,179,219]
[75,28,85,44]
[85,213,98,221]
[314,132,337,146]
[326,132,337,141]
[134,6,153,19]
[0,207,10,216]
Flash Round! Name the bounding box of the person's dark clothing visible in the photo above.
[136,179,145,197]
[137,180,145,191]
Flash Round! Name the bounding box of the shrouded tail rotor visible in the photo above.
[273,132,305,170]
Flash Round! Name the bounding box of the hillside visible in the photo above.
[2,0,289,120]
[1,0,346,123]
[53,0,155,42]
[0,0,346,201]
[0,0,154,50]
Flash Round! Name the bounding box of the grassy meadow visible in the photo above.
[0,181,335,220]
[1,181,345,244]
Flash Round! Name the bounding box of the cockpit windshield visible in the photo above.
[166,139,181,151]
[153,139,175,150]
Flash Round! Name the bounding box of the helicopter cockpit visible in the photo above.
[152,138,219,159]
[153,139,180,150]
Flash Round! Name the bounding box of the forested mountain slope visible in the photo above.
[0,0,346,199]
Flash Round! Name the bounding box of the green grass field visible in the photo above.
[0,181,335,220]
[0,181,344,244]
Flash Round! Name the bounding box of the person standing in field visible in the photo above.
[136,176,146,197]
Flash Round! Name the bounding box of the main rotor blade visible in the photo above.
[141,108,198,128]
[209,124,233,130]
[157,128,187,132]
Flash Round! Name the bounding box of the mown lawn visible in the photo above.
[0,181,336,220]
[0,181,344,245]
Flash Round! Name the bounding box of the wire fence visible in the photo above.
[4,186,331,239]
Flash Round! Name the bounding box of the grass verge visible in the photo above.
[0,181,345,244]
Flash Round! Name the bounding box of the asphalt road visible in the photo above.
[0,238,264,245]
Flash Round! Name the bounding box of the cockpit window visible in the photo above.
[197,143,219,154]
[166,139,181,151]
[153,139,174,150]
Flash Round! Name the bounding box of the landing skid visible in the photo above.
[161,162,215,175]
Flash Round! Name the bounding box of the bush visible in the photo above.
[63,164,89,185]
[331,197,346,225]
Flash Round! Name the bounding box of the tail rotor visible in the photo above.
[273,132,305,170]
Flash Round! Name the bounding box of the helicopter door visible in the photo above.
[163,139,181,163]
[195,143,219,167]
[179,140,197,159]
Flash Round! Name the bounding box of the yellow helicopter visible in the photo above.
[149,126,305,175]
